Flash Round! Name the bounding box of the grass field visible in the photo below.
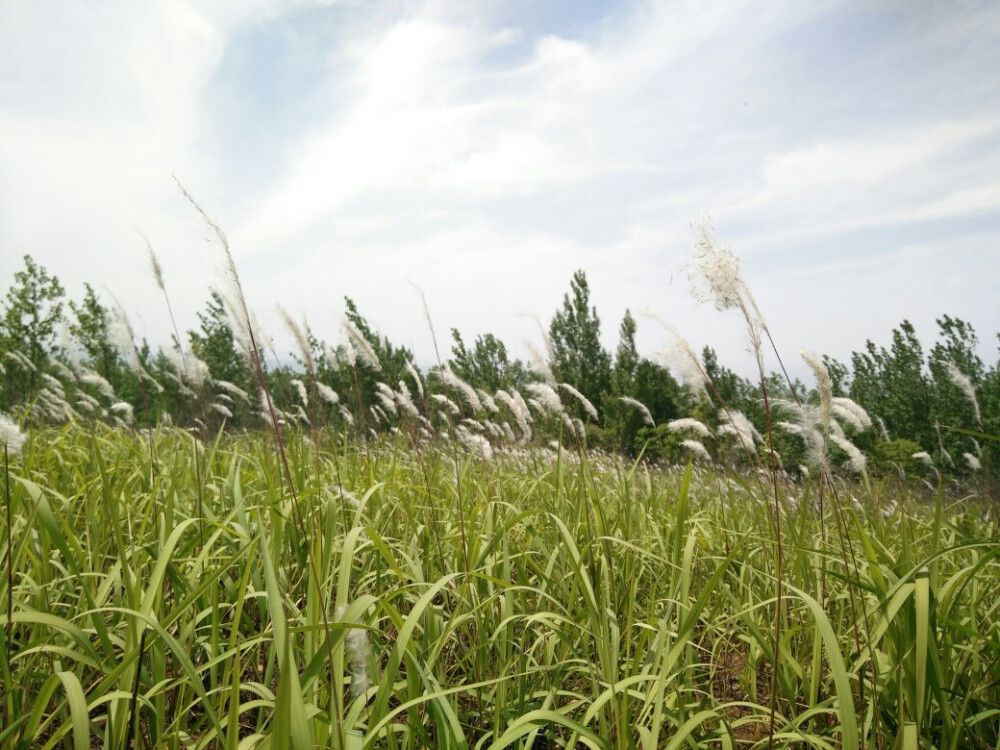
[2,422,997,749]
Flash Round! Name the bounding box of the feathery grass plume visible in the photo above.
[404,360,424,398]
[964,452,982,471]
[667,417,711,438]
[38,388,75,422]
[211,285,255,366]
[167,348,211,391]
[773,399,831,472]
[165,372,196,398]
[619,396,655,426]
[395,381,420,418]
[464,426,496,460]
[776,420,803,435]
[681,439,711,462]
[409,281,445,368]
[462,418,484,432]
[912,451,933,467]
[50,360,76,383]
[526,382,563,415]
[944,361,982,426]
[338,405,354,426]
[41,373,65,397]
[526,398,545,417]
[279,306,315,376]
[316,382,339,405]
[431,393,461,416]
[322,343,341,373]
[511,390,532,420]
[0,415,26,456]
[830,435,866,474]
[688,217,744,310]
[496,390,532,441]
[110,401,134,424]
[525,341,557,387]
[432,366,482,413]
[291,378,309,407]
[343,321,381,372]
[175,177,250,326]
[257,389,280,421]
[559,382,599,422]
[215,380,249,403]
[371,402,390,424]
[106,299,145,373]
[516,312,557,382]
[76,390,101,410]
[476,388,499,414]
[831,396,871,432]
[334,604,372,697]
[561,413,584,443]
[494,390,514,415]
[210,403,233,419]
[641,311,708,396]
[138,227,194,382]
[874,415,890,441]
[142,232,166,292]
[332,486,361,509]
[375,383,398,417]
[717,409,761,448]
[340,331,357,368]
[5,349,36,372]
[0,361,4,376]
[801,350,832,432]
[80,371,116,400]
[688,217,768,342]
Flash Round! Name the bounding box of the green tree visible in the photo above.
[850,320,933,451]
[980,334,1000,486]
[928,316,986,471]
[340,297,415,433]
[822,354,850,397]
[1,255,66,398]
[68,283,118,380]
[188,291,253,395]
[701,346,752,413]
[548,270,611,420]
[603,310,643,452]
[449,329,528,393]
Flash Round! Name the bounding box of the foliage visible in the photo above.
[548,270,611,420]
[1,424,997,749]
[875,437,928,476]
[449,329,529,392]
[68,283,118,381]
[0,255,66,399]
[850,320,934,449]
[189,291,254,398]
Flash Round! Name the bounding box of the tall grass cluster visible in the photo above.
[1,422,998,749]
[1,202,998,748]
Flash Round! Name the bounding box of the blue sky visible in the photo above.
[1,0,998,381]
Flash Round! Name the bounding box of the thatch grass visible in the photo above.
[1,422,997,749]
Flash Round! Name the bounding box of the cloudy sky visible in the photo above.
[2,0,998,381]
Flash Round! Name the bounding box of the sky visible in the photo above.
[1,0,999,382]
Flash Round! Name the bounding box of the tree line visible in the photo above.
[1,254,996,483]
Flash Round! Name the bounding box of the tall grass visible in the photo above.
[0,422,997,749]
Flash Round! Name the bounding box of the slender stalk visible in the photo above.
[4,444,10,643]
